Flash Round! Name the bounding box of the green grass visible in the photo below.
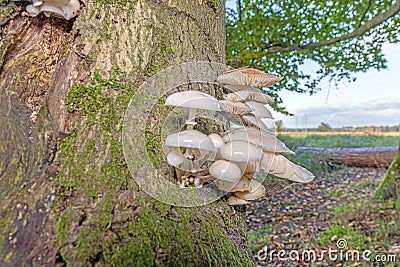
[320,199,399,249]
[247,225,273,252]
[278,134,399,149]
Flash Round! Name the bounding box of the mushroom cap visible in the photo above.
[165,130,215,151]
[227,196,249,205]
[223,84,261,93]
[234,180,266,200]
[261,152,314,183]
[223,127,294,154]
[166,150,185,167]
[217,175,251,192]
[219,140,263,162]
[217,68,283,87]
[41,3,64,17]
[26,4,40,16]
[209,160,242,182]
[246,101,273,118]
[219,100,253,115]
[208,133,225,148]
[235,162,259,174]
[26,0,80,20]
[242,115,271,132]
[223,91,274,105]
[165,90,220,111]
[32,0,43,7]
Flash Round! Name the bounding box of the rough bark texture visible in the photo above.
[297,146,398,167]
[0,1,252,266]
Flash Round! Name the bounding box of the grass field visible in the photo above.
[278,133,400,150]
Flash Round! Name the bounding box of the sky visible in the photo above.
[271,43,400,128]
[225,0,400,128]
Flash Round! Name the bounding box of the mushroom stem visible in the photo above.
[186,108,197,130]
[176,168,183,185]
[185,108,197,157]
[194,175,214,188]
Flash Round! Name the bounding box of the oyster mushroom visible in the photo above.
[223,91,274,105]
[234,180,266,200]
[165,129,215,152]
[246,101,273,118]
[242,115,271,132]
[223,84,261,93]
[208,133,224,149]
[217,67,283,87]
[261,152,314,183]
[165,129,216,185]
[219,140,263,163]
[26,0,80,20]
[216,175,251,192]
[227,196,249,205]
[209,160,241,182]
[219,100,253,115]
[223,127,294,154]
[165,90,220,129]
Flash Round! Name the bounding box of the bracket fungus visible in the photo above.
[26,0,80,20]
[163,68,314,205]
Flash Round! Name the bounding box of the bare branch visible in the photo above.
[266,0,400,54]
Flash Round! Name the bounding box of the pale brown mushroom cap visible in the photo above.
[217,67,283,87]
[227,196,249,205]
[219,100,253,115]
[223,84,261,93]
[246,101,274,118]
[228,196,249,206]
[234,180,266,200]
[223,91,274,105]
[242,115,272,132]
[216,176,251,192]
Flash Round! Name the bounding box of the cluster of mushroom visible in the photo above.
[164,67,314,205]
[26,0,80,20]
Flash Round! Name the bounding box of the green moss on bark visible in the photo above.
[375,146,400,209]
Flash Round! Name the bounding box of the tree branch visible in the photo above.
[358,0,373,28]
[266,0,400,54]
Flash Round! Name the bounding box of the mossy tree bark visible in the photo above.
[0,1,252,266]
[375,146,400,207]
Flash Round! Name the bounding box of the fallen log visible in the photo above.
[296,146,398,167]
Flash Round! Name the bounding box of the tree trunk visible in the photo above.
[296,147,398,167]
[0,1,252,266]
[375,146,400,204]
